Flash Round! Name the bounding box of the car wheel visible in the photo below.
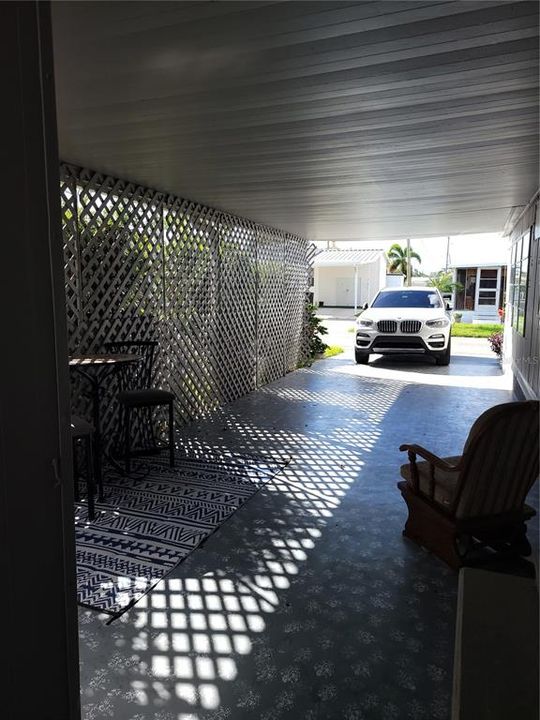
[434,337,451,366]
[355,350,370,364]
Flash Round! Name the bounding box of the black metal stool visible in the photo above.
[71,415,95,520]
[103,340,175,474]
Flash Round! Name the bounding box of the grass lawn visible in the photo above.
[323,345,344,358]
[451,323,503,338]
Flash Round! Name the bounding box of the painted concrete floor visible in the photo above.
[79,344,533,720]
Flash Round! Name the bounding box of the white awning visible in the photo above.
[313,249,385,267]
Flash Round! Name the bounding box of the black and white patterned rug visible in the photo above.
[75,452,287,618]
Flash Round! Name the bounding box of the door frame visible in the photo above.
[1,3,80,718]
[474,267,501,313]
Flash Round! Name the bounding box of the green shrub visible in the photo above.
[305,303,328,360]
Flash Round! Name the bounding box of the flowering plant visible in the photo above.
[488,331,503,357]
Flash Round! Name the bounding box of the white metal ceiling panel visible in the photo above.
[52,1,539,241]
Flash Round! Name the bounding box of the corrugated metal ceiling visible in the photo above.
[52,1,539,241]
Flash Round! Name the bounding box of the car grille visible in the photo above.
[400,320,422,334]
[372,337,425,349]
[377,320,397,333]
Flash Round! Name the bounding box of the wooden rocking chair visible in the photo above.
[398,400,539,570]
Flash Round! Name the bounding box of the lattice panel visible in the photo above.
[61,163,311,434]
[76,169,164,353]
[284,234,310,372]
[162,198,221,424]
[74,168,165,445]
[257,226,286,386]
[61,171,82,350]
[306,242,318,289]
[214,213,257,403]
[301,242,319,361]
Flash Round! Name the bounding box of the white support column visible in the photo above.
[353,265,358,313]
[406,238,411,287]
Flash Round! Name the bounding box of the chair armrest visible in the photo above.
[399,444,461,472]
[400,444,461,498]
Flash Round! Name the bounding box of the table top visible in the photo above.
[69,353,141,367]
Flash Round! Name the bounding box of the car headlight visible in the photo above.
[358,318,374,328]
[426,317,450,328]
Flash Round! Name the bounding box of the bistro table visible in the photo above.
[69,353,141,504]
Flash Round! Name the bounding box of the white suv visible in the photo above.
[355,286,452,366]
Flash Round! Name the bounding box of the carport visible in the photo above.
[2,2,538,719]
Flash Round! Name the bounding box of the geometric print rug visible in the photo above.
[75,452,287,619]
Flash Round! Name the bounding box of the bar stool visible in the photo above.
[71,415,95,520]
[103,340,175,474]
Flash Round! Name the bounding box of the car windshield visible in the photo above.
[371,290,442,309]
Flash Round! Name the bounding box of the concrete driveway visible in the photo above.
[320,311,507,386]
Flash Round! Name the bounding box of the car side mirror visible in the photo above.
[363,302,368,310]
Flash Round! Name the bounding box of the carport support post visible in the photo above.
[354,264,358,313]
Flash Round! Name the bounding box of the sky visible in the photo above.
[314,233,510,274]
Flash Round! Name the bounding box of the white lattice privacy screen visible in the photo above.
[61,163,314,429]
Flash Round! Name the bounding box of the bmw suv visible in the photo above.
[355,287,452,366]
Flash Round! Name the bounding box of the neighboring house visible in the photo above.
[313,249,388,309]
[450,263,507,322]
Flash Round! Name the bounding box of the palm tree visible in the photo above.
[428,270,463,294]
[387,243,421,278]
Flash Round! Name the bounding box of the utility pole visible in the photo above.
[406,238,411,287]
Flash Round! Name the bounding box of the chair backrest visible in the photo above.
[452,400,539,519]
[103,339,158,391]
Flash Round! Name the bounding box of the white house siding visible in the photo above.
[314,258,385,307]
[385,274,404,288]
[506,195,539,400]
